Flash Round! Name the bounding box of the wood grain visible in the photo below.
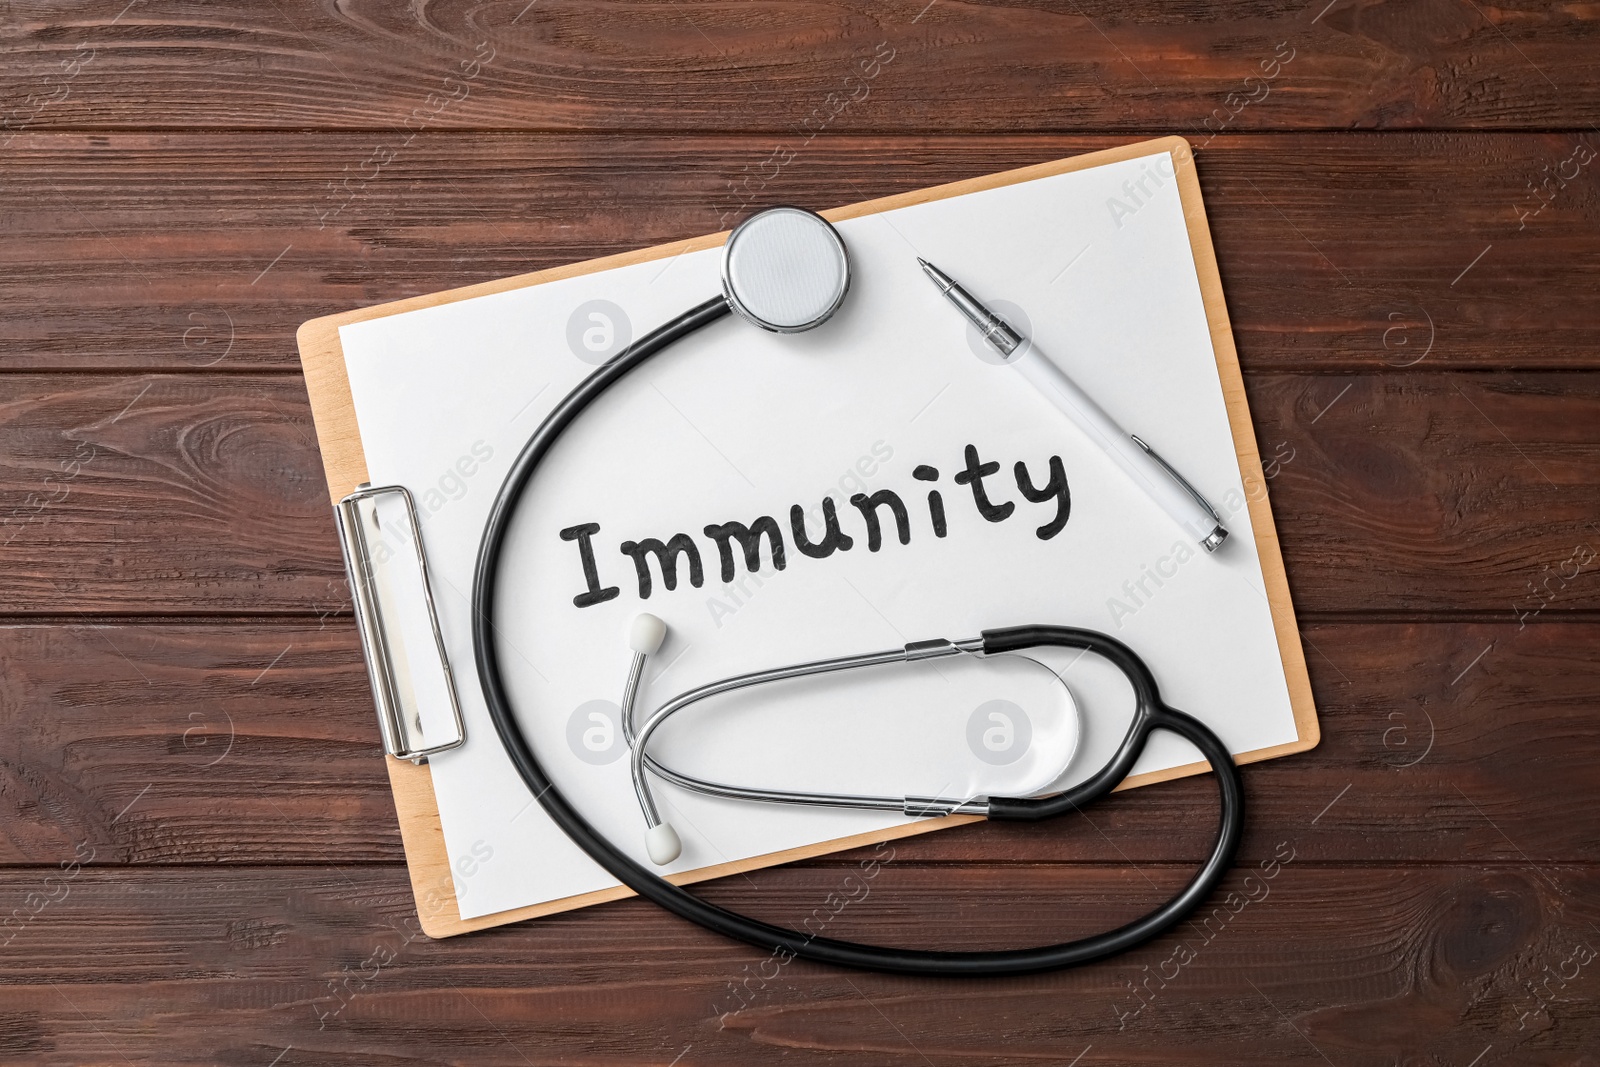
[0,622,390,866]
[0,619,1595,868]
[2,0,1597,1056]
[2,371,1596,613]
[0,864,1593,1065]
[1245,371,1600,612]
[0,374,342,613]
[1,1,1598,133]
[0,132,1596,372]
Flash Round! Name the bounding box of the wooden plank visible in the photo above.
[1,131,1597,371]
[2,2,1598,132]
[1,619,1595,868]
[1,371,1596,614]
[0,622,393,866]
[0,864,1594,1064]
[1246,371,1600,612]
[0,373,342,613]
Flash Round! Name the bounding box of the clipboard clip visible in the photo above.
[335,483,466,764]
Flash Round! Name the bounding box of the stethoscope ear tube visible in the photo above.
[473,286,1246,976]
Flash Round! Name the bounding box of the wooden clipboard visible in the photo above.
[297,136,1319,938]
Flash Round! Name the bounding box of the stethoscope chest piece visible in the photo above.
[722,206,850,333]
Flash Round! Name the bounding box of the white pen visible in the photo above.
[919,258,1228,552]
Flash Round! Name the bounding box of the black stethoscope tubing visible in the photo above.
[472,294,1244,976]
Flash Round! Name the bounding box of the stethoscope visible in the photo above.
[472,206,1243,976]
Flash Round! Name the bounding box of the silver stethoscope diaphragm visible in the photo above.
[721,205,850,333]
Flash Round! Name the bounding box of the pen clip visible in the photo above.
[1130,435,1222,524]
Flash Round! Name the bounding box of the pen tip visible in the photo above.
[918,258,952,290]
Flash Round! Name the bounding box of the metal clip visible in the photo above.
[903,638,958,661]
[335,484,466,763]
[1130,435,1221,522]
[903,795,991,817]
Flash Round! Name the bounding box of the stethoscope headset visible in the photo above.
[473,206,1243,976]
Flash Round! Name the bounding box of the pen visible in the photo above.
[919,258,1228,553]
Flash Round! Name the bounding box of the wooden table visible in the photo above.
[3,3,1597,1064]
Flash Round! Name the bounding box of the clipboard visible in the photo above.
[297,135,1319,937]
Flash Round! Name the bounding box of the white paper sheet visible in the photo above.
[340,150,1298,921]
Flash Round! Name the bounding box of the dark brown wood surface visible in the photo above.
[2,3,1598,1065]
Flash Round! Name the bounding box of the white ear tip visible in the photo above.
[644,822,682,865]
[629,613,668,655]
